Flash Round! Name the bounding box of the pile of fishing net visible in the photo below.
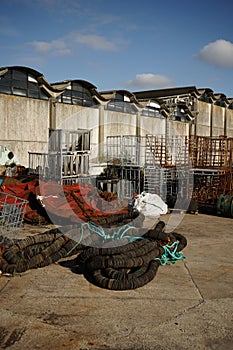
[0,220,187,290]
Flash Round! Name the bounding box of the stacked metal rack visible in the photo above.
[105,135,193,201]
[190,136,233,215]
[0,192,28,238]
[29,129,91,184]
[105,135,145,198]
[143,135,193,204]
[28,131,233,216]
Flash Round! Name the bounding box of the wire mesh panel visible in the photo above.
[119,166,142,198]
[189,136,233,169]
[106,135,146,166]
[62,175,95,186]
[122,136,142,165]
[28,152,50,177]
[145,135,190,167]
[192,169,232,205]
[145,135,167,166]
[49,129,90,153]
[62,153,89,177]
[29,149,90,182]
[144,166,193,202]
[104,164,143,199]
[143,166,167,200]
[28,152,62,181]
[106,136,124,165]
[0,192,28,238]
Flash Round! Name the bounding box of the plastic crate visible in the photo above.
[0,192,28,238]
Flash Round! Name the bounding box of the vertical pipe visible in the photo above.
[98,104,105,162]
[136,110,141,138]
[224,107,227,137]
[210,103,213,138]
[49,98,56,131]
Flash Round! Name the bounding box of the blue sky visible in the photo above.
[1,0,233,97]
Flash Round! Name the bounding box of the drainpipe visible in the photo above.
[224,106,227,137]
[98,104,105,162]
[136,109,141,137]
[165,114,169,165]
[49,97,57,133]
[210,103,213,137]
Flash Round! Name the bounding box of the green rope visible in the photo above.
[65,226,84,256]
[86,221,142,243]
[155,241,185,265]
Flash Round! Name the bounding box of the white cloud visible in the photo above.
[73,33,118,51]
[27,32,119,58]
[196,39,233,68]
[28,40,72,56]
[126,73,173,89]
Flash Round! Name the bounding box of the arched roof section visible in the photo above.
[197,88,216,103]
[53,79,107,107]
[0,65,44,79]
[100,89,139,105]
[52,79,97,91]
[0,66,67,99]
[213,93,229,106]
[139,99,168,118]
[99,89,140,114]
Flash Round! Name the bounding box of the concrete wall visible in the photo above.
[140,115,166,137]
[226,109,233,137]
[55,103,99,149]
[1,93,233,169]
[0,94,49,166]
[168,120,189,138]
[100,109,137,158]
[194,101,233,138]
[212,105,225,137]
[195,100,211,136]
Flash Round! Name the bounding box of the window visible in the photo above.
[141,107,164,118]
[105,100,137,114]
[199,94,212,103]
[58,82,95,106]
[171,107,189,122]
[0,69,48,100]
[215,100,225,107]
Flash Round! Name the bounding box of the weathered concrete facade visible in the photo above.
[0,66,233,168]
[0,94,49,166]
[194,100,233,137]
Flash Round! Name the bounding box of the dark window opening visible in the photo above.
[58,82,95,106]
[141,107,164,118]
[105,100,137,114]
[0,69,48,100]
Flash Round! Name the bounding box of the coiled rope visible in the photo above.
[0,221,187,290]
[76,221,187,290]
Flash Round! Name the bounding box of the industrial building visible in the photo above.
[0,66,232,215]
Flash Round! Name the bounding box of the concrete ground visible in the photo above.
[0,213,232,350]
